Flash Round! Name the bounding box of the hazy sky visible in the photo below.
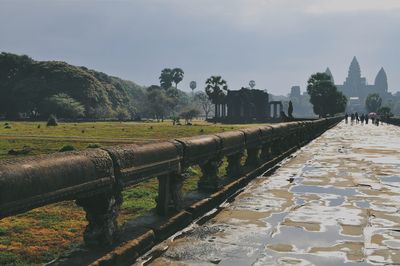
[1,0,399,94]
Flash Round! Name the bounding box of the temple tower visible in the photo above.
[343,56,366,96]
[374,67,388,93]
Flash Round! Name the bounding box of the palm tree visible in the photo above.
[159,68,173,89]
[171,68,184,89]
[205,76,228,118]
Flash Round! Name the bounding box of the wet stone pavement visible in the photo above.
[145,122,400,265]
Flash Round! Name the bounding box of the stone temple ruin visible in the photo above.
[213,87,283,123]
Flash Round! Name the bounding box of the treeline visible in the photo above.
[0,53,212,121]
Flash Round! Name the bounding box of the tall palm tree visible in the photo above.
[205,76,228,118]
[171,68,184,89]
[159,68,173,89]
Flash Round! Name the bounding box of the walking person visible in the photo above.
[351,113,355,125]
[345,113,349,124]
[365,115,369,124]
[355,112,359,124]
[360,114,365,124]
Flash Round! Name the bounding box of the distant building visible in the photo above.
[326,56,390,112]
[290,86,301,98]
[213,88,284,123]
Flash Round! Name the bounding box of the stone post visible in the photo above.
[76,190,122,247]
[157,172,185,216]
[260,142,271,161]
[245,148,260,168]
[198,159,221,191]
[227,152,243,179]
[156,175,171,216]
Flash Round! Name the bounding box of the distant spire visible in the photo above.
[375,67,388,92]
[325,67,334,83]
[348,56,361,80]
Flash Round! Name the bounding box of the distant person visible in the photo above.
[355,112,359,124]
[345,113,349,124]
[376,118,380,126]
[371,116,375,125]
[360,114,365,124]
[365,115,369,124]
[351,113,355,125]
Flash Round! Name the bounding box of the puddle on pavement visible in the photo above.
[290,185,358,197]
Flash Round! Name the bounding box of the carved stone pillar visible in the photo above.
[199,159,221,192]
[156,175,171,216]
[227,152,243,179]
[76,190,122,247]
[170,172,185,211]
[245,148,260,167]
[260,143,271,161]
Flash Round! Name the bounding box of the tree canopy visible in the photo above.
[159,68,184,89]
[365,93,382,113]
[307,72,347,117]
[205,76,228,104]
[40,93,85,119]
[0,52,146,119]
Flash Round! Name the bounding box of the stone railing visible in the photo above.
[0,117,342,249]
[383,117,400,126]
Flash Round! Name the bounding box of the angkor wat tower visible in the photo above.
[326,56,389,101]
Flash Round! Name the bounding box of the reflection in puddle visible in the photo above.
[355,201,370,209]
[290,185,358,196]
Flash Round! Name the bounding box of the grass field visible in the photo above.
[0,120,259,265]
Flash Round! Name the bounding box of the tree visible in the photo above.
[171,68,184,89]
[205,76,228,118]
[146,85,173,121]
[159,68,173,89]
[288,101,294,118]
[180,109,200,124]
[307,72,347,117]
[194,91,214,119]
[365,93,382,113]
[40,93,85,119]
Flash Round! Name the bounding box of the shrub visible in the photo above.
[180,109,200,124]
[87,143,101,148]
[47,115,58,126]
[59,145,76,152]
[4,125,11,129]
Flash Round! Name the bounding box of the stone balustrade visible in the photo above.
[0,117,342,248]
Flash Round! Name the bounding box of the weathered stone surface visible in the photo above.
[240,127,262,149]
[198,159,221,192]
[0,149,114,218]
[76,190,122,247]
[215,131,245,156]
[152,211,193,241]
[175,135,220,166]
[104,141,182,187]
[89,230,155,266]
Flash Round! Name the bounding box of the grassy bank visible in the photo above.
[0,120,258,265]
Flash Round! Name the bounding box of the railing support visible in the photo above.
[76,190,122,247]
[156,173,185,216]
[227,153,243,179]
[198,159,221,191]
[245,148,260,168]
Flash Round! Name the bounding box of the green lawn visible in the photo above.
[0,120,260,265]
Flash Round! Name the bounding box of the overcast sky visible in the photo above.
[0,0,399,95]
